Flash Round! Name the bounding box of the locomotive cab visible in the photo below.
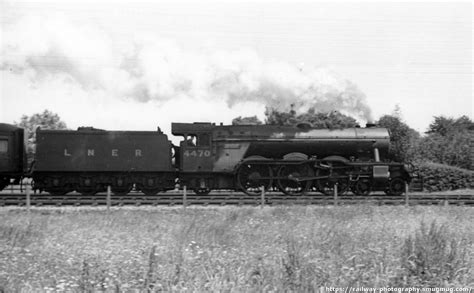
[172,123,214,172]
[172,122,221,194]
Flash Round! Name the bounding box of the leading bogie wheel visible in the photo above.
[385,177,406,196]
[351,179,372,196]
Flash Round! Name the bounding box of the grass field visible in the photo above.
[0,205,472,291]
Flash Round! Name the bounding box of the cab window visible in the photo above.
[0,139,7,153]
[185,135,197,147]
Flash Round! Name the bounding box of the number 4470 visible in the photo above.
[183,150,211,157]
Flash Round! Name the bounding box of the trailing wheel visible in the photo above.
[385,177,406,196]
[277,164,313,196]
[236,163,273,196]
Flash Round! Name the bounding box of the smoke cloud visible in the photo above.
[1,14,373,121]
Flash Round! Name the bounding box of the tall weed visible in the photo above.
[397,221,471,286]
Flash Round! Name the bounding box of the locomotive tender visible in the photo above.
[0,122,414,196]
[33,127,175,196]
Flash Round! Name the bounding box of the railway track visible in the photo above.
[1,190,473,206]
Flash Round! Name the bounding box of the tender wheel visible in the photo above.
[277,164,313,196]
[141,189,160,196]
[112,178,131,196]
[78,177,97,195]
[46,189,68,196]
[0,179,8,191]
[351,179,372,196]
[76,187,97,196]
[112,186,132,196]
[194,188,211,196]
[386,177,406,196]
[236,163,273,196]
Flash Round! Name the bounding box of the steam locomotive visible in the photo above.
[0,121,417,196]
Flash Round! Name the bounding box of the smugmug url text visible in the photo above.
[323,287,471,293]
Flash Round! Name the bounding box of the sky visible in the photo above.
[0,0,472,136]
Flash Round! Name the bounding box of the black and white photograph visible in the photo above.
[0,0,473,291]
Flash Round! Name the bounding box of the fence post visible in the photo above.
[405,183,409,207]
[107,185,111,212]
[26,182,31,212]
[183,185,187,209]
[260,186,265,208]
[334,183,338,206]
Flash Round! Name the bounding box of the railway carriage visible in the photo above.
[0,123,27,190]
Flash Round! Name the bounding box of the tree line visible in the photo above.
[233,106,473,170]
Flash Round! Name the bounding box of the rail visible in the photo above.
[1,184,473,207]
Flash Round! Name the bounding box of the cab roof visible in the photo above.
[0,123,22,132]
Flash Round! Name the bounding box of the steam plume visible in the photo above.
[1,14,373,121]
